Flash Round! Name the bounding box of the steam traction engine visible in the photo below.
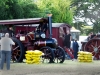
[0,15,65,63]
[81,34,100,60]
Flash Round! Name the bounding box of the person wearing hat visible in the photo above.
[0,33,15,71]
[36,19,48,34]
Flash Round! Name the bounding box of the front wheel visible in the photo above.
[54,46,65,63]
[40,46,54,63]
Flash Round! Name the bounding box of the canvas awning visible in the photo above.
[70,27,80,32]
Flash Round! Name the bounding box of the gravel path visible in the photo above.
[0,60,100,75]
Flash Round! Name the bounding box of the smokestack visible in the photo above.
[47,14,52,38]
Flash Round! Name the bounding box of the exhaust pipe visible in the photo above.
[47,14,52,38]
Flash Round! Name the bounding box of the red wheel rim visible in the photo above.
[84,39,100,60]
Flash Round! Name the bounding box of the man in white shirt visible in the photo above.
[0,33,15,70]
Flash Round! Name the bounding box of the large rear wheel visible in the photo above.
[84,39,100,60]
[11,38,24,62]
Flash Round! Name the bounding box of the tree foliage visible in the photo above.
[0,0,23,20]
[0,0,41,20]
[18,0,41,18]
[0,0,74,27]
[72,0,100,34]
[35,0,74,25]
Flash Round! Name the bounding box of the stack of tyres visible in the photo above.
[25,50,43,64]
[78,51,93,62]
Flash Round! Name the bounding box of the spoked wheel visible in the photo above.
[40,46,54,63]
[54,46,65,63]
[11,38,24,62]
[84,39,100,60]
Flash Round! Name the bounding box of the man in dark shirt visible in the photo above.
[39,22,48,33]
[87,32,96,41]
[64,30,72,49]
[7,26,14,37]
[64,30,74,60]
[91,34,96,39]
[36,19,48,34]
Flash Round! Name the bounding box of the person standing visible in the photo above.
[7,26,15,37]
[72,39,79,59]
[64,30,74,60]
[64,30,72,49]
[0,33,15,70]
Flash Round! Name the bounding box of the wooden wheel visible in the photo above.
[84,39,100,60]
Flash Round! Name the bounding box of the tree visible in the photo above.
[7,0,24,19]
[35,0,74,25]
[0,0,42,20]
[18,0,42,18]
[0,0,23,20]
[72,0,100,34]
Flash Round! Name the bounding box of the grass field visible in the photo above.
[0,60,100,75]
